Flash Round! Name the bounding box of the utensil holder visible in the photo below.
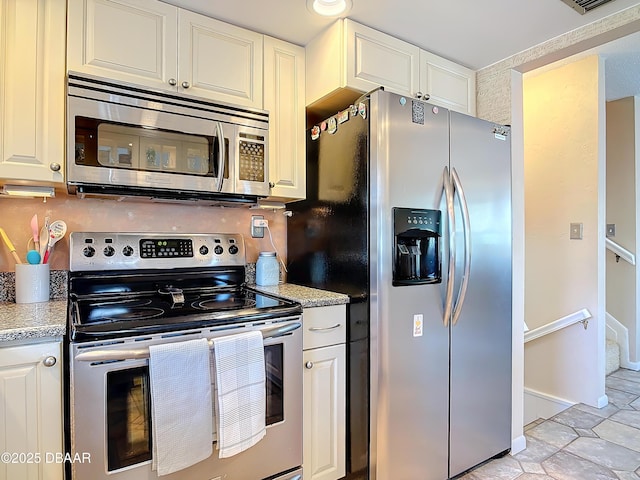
[15,263,50,303]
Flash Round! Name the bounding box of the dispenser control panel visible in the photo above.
[392,207,442,286]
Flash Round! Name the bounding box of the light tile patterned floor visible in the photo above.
[458,368,640,480]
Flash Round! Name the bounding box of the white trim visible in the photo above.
[606,312,640,371]
[510,435,526,456]
[605,238,636,266]
[596,393,609,409]
[524,308,592,343]
[524,387,574,425]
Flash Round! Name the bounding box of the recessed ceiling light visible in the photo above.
[307,0,353,17]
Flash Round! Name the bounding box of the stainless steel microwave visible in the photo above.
[66,73,270,205]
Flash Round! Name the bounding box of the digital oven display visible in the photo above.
[139,239,194,258]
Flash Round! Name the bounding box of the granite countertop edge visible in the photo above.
[0,300,67,344]
[250,283,350,308]
[0,283,349,343]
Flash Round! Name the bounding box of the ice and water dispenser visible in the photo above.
[392,207,441,286]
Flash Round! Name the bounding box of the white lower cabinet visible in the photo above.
[0,341,63,480]
[303,305,346,480]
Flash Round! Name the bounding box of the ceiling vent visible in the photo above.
[560,0,615,14]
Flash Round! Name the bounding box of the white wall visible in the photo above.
[522,55,607,409]
[606,97,639,362]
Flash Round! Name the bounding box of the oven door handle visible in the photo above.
[74,321,301,362]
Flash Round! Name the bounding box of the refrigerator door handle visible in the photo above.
[442,166,456,327]
[451,167,471,326]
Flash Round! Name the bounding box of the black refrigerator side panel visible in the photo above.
[287,113,370,301]
[287,109,370,480]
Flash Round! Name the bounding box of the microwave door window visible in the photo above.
[77,117,216,177]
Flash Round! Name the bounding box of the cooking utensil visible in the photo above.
[26,250,42,264]
[42,220,67,264]
[30,214,40,253]
[39,216,50,262]
[0,227,22,264]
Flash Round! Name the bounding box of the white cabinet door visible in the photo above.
[419,50,476,116]
[303,343,346,480]
[0,0,65,184]
[179,10,263,108]
[67,0,178,91]
[263,36,306,200]
[345,19,420,98]
[0,341,63,480]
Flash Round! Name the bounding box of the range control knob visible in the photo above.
[199,245,209,256]
[214,245,224,255]
[122,245,134,257]
[83,246,95,258]
[103,246,115,257]
[229,245,239,255]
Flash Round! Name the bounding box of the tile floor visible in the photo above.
[458,368,640,480]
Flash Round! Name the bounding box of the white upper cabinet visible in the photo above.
[178,11,262,107]
[67,0,178,90]
[263,36,306,201]
[306,18,476,116]
[67,0,263,108]
[345,20,420,98]
[420,50,476,116]
[0,0,66,184]
[306,19,419,105]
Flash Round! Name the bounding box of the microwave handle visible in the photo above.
[215,121,225,192]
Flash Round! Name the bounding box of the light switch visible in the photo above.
[570,223,583,240]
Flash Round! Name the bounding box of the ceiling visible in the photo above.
[165,0,640,100]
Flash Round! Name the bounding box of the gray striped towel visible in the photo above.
[212,330,266,458]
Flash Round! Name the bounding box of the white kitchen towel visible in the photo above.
[149,338,213,476]
[212,330,266,458]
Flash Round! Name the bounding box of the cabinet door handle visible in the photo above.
[49,163,61,172]
[43,356,57,367]
[308,323,341,332]
[305,361,314,369]
[181,81,190,89]
[168,78,177,86]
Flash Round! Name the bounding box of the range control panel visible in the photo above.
[69,232,245,272]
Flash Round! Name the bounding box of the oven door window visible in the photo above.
[74,117,228,178]
[265,343,284,425]
[105,344,284,471]
[106,366,152,471]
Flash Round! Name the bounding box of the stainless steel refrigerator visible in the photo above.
[287,89,512,480]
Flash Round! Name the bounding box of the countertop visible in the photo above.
[0,300,67,344]
[251,283,350,308]
[0,284,348,344]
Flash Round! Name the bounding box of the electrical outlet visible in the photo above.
[251,215,264,238]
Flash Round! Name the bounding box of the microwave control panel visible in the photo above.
[238,133,266,182]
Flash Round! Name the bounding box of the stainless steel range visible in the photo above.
[66,232,303,480]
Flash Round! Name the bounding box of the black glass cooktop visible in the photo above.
[67,267,301,341]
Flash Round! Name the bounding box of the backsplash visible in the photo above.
[0,264,276,303]
[0,270,68,302]
[0,193,287,273]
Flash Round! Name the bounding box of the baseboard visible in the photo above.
[621,360,640,371]
[524,387,574,425]
[510,435,526,455]
[596,393,609,409]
